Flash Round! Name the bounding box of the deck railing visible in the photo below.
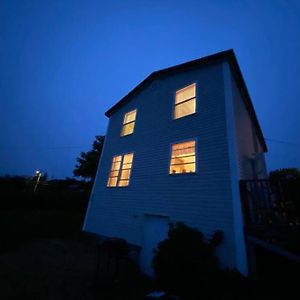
[239,179,300,255]
[240,179,299,227]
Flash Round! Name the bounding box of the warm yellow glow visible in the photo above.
[107,153,134,187]
[117,153,133,187]
[174,83,196,119]
[121,109,137,136]
[107,155,122,187]
[169,140,196,174]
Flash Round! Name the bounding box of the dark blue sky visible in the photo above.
[1,0,300,178]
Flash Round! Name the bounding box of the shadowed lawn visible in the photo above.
[0,236,99,300]
[0,235,152,300]
[0,210,84,252]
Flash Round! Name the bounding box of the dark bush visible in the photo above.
[152,222,223,297]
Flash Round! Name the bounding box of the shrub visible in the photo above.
[152,222,223,297]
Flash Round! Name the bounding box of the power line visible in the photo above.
[265,138,300,147]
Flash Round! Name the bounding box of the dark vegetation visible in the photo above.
[0,135,104,251]
[152,222,300,300]
[0,175,91,252]
[153,223,223,297]
[269,168,300,220]
[73,135,105,180]
[0,175,151,300]
[0,166,299,299]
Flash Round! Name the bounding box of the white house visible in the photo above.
[83,49,268,276]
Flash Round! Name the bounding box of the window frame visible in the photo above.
[168,138,198,175]
[172,82,198,120]
[120,109,137,137]
[107,152,135,188]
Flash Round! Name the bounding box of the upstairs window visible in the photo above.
[107,153,134,187]
[169,140,196,174]
[121,109,137,136]
[174,83,196,119]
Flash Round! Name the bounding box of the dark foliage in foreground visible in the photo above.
[152,222,300,300]
[269,168,300,220]
[269,168,300,182]
[0,176,91,253]
[152,222,224,297]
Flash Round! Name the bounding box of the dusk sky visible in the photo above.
[1,0,300,179]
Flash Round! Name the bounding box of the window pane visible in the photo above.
[171,155,195,165]
[107,177,117,187]
[107,152,134,187]
[170,140,196,174]
[172,140,195,151]
[107,156,121,187]
[169,163,196,174]
[111,161,121,171]
[175,83,196,104]
[123,153,134,164]
[121,110,137,136]
[174,98,196,119]
[121,122,135,136]
[120,169,131,180]
[118,180,129,187]
[109,170,119,177]
[124,110,137,124]
[172,146,195,157]
[113,155,122,163]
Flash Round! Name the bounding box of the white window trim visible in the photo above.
[172,82,198,120]
[168,138,198,175]
[107,152,135,188]
[121,109,137,137]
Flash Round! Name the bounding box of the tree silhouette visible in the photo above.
[73,136,105,181]
[269,168,300,182]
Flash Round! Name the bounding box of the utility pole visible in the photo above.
[34,170,42,193]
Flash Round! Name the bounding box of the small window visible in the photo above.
[169,140,196,174]
[121,109,137,136]
[107,153,134,187]
[174,83,196,119]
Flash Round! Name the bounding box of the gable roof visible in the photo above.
[105,49,267,152]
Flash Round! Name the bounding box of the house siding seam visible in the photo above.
[85,61,245,271]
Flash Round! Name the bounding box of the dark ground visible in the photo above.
[0,176,151,300]
[0,176,299,300]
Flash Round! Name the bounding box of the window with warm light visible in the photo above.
[169,140,196,174]
[174,83,196,119]
[121,109,137,136]
[107,153,134,187]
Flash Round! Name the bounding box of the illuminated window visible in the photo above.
[174,83,196,119]
[169,140,196,174]
[121,109,137,136]
[107,153,134,187]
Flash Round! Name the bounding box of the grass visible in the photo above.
[0,234,153,300]
[0,235,99,300]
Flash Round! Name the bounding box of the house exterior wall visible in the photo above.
[84,61,249,273]
[231,72,267,180]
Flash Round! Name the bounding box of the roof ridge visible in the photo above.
[104,49,267,152]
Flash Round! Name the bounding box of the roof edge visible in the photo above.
[105,49,234,117]
[104,49,267,152]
